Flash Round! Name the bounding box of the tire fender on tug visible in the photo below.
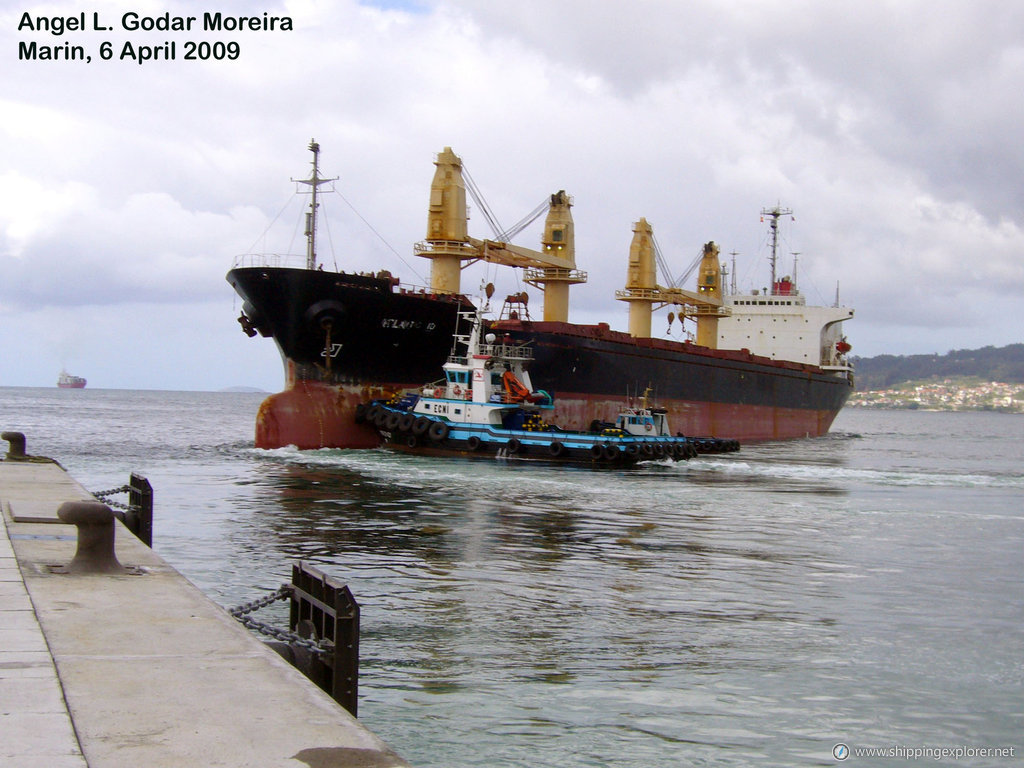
[428,421,450,442]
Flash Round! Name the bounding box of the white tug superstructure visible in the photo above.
[412,307,552,428]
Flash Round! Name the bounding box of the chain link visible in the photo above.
[229,585,293,616]
[93,484,132,498]
[92,485,138,513]
[228,585,329,655]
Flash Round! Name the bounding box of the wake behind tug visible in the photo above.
[357,308,739,465]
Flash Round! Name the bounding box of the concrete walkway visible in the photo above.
[1,459,410,768]
[1,516,86,767]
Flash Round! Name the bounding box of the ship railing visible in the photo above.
[480,342,534,362]
[821,363,855,374]
[413,240,479,257]
[232,253,309,269]
[677,303,732,318]
[523,267,589,283]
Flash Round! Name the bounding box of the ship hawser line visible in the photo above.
[226,142,853,449]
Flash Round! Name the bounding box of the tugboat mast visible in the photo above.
[760,205,792,294]
[293,139,337,270]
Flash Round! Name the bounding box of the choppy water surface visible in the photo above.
[3,388,1022,766]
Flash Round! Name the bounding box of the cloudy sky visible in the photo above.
[2,0,1022,391]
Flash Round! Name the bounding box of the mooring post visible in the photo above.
[2,430,27,459]
[57,501,126,574]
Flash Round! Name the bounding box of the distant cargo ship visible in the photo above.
[227,142,854,449]
[57,370,86,389]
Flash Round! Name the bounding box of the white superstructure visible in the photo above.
[717,207,853,373]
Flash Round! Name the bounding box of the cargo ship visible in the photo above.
[57,370,86,389]
[227,142,854,450]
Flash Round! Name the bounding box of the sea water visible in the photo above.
[2,387,1021,767]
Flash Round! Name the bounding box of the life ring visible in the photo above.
[467,435,482,451]
[548,441,565,457]
[645,423,653,431]
[453,385,462,396]
[411,416,431,436]
[428,421,450,442]
[506,437,522,454]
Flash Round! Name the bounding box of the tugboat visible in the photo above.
[357,308,739,465]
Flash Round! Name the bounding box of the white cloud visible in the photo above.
[2,0,1022,388]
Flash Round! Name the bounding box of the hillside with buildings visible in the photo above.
[850,344,1024,412]
[852,344,1024,390]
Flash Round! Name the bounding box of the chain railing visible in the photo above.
[229,585,329,654]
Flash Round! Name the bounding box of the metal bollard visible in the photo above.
[2,431,27,459]
[57,501,126,574]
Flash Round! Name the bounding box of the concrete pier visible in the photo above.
[1,458,410,768]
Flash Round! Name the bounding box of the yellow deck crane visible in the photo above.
[615,220,730,347]
[414,147,587,322]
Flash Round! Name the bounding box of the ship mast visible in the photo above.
[293,139,337,270]
[760,205,792,294]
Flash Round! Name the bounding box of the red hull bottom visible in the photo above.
[253,381,842,450]
[255,381,384,450]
